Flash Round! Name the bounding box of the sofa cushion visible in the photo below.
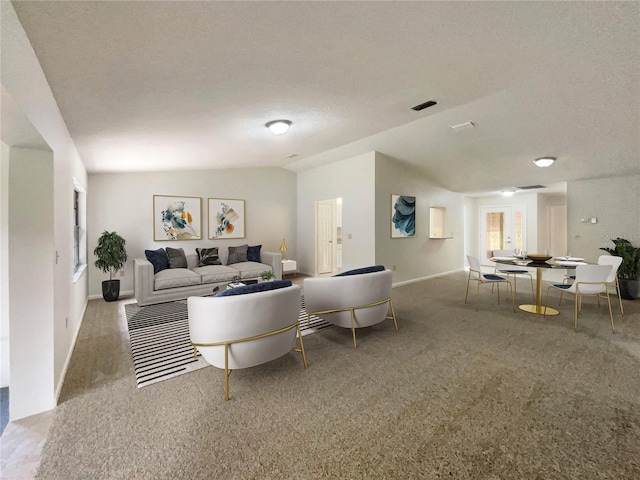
[196,247,221,266]
[166,247,188,269]
[228,261,271,279]
[334,265,386,277]
[154,268,202,290]
[214,280,292,297]
[247,245,262,263]
[192,265,239,284]
[227,244,248,265]
[145,248,169,274]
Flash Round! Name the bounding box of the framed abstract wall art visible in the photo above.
[208,198,246,239]
[391,194,416,238]
[153,195,202,241]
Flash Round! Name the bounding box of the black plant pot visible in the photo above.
[619,279,639,300]
[102,280,121,302]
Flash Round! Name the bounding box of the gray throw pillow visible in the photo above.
[227,244,248,265]
[166,247,187,269]
[196,247,221,266]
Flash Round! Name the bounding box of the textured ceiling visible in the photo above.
[9,1,640,194]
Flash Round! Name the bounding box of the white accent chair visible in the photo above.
[303,267,398,348]
[544,264,615,333]
[465,255,515,312]
[188,283,307,400]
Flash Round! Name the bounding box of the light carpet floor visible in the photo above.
[36,272,640,479]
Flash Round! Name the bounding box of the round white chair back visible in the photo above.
[568,264,612,295]
[597,255,623,284]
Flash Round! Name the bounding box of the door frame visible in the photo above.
[478,204,527,264]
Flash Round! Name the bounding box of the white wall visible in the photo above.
[0,141,9,388]
[9,148,56,419]
[375,153,465,283]
[296,152,376,275]
[87,168,297,297]
[2,2,89,419]
[568,175,640,262]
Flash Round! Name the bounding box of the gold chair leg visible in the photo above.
[574,294,579,331]
[388,298,399,331]
[616,278,624,315]
[544,286,552,318]
[529,275,535,302]
[350,309,357,348]
[606,291,615,333]
[559,290,563,306]
[295,323,309,368]
[192,345,198,358]
[307,312,311,327]
[465,273,472,304]
[509,281,515,312]
[224,344,230,401]
[496,282,501,304]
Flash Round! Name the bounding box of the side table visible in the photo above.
[282,259,297,277]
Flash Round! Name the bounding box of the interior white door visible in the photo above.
[549,205,567,256]
[316,200,334,275]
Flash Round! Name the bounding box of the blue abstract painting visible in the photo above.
[391,195,416,238]
[153,195,201,241]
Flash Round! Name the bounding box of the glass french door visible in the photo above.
[479,206,525,263]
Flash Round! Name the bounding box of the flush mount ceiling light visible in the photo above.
[265,119,292,135]
[501,189,516,197]
[533,157,555,167]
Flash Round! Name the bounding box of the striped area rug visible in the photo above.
[124,296,330,388]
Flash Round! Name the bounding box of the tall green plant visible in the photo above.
[94,231,128,280]
[599,237,640,280]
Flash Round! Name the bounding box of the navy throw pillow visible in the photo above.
[334,265,386,277]
[214,280,292,297]
[145,248,169,274]
[247,245,262,263]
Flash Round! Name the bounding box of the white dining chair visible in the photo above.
[544,264,615,333]
[491,249,535,301]
[597,255,624,316]
[560,255,624,316]
[465,255,515,312]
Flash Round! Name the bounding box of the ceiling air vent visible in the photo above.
[411,100,437,111]
[517,185,546,190]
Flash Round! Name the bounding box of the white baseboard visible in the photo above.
[392,268,465,288]
[88,289,134,301]
[55,297,89,402]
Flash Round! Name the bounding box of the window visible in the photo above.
[72,178,87,282]
[73,189,80,272]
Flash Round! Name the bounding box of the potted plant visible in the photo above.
[260,270,275,282]
[599,237,640,300]
[94,231,128,302]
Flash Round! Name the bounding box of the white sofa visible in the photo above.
[188,283,307,400]
[303,266,398,348]
[134,251,282,306]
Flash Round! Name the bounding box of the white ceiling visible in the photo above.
[9,1,640,194]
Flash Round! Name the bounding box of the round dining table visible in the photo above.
[491,257,581,316]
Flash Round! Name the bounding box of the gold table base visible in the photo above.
[519,304,559,316]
